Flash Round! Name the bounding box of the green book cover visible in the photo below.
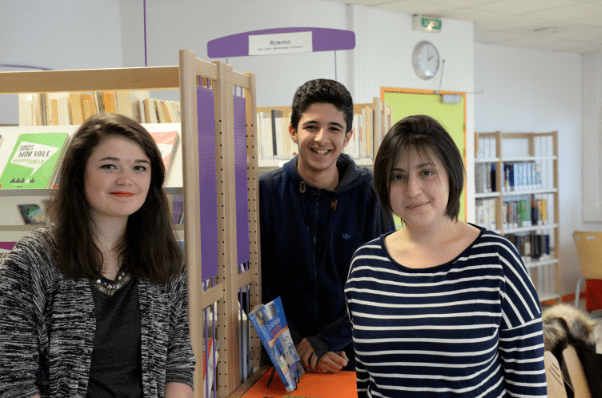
[0,132,70,189]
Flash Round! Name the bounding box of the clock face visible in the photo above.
[412,41,439,80]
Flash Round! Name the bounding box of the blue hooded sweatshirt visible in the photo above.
[259,153,395,365]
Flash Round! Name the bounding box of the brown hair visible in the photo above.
[374,115,465,221]
[49,113,183,283]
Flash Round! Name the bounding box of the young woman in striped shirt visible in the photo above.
[344,115,546,397]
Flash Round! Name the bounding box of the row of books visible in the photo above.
[503,196,549,229]
[503,162,543,192]
[505,231,551,260]
[475,161,544,194]
[256,110,296,160]
[475,196,550,231]
[0,130,179,190]
[342,110,375,160]
[18,91,181,126]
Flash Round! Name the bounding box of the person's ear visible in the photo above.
[343,129,353,148]
[289,124,298,144]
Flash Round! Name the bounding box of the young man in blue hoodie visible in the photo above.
[259,79,395,374]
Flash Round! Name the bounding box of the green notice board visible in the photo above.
[383,89,466,223]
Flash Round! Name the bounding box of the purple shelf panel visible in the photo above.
[208,27,355,58]
[197,86,219,281]
[234,95,250,265]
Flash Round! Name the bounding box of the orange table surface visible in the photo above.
[241,369,358,398]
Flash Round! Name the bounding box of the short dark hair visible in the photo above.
[290,79,353,133]
[49,113,183,284]
[373,115,465,221]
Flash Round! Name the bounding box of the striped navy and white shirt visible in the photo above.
[344,226,546,398]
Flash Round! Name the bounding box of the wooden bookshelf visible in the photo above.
[474,130,560,303]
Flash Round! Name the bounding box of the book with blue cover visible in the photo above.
[248,297,304,392]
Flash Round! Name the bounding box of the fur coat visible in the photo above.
[542,304,600,397]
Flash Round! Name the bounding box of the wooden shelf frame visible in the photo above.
[0,49,262,397]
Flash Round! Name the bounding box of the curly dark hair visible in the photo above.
[48,113,183,284]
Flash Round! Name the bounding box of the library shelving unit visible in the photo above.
[0,49,261,397]
[256,97,392,173]
[474,130,560,303]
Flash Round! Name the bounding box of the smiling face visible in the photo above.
[84,136,151,225]
[290,102,352,179]
[389,148,450,231]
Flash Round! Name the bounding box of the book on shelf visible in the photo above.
[102,91,117,114]
[81,93,97,121]
[69,93,85,125]
[18,91,154,126]
[148,130,179,176]
[475,198,497,230]
[156,99,167,123]
[475,162,497,194]
[270,109,283,158]
[18,203,46,225]
[203,338,219,393]
[0,241,17,267]
[0,132,70,189]
[248,296,304,392]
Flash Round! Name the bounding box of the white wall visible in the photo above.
[474,43,583,296]
[0,0,123,125]
[581,53,602,224]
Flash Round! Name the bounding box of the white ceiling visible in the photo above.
[319,0,602,53]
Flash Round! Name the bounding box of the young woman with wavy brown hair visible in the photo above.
[0,113,195,398]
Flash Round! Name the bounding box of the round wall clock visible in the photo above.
[412,41,440,80]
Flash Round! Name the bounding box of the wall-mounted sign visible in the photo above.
[249,31,313,56]
[413,14,442,33]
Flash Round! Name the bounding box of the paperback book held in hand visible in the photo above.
[248,297,304,392]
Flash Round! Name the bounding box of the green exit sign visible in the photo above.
[413,15,442,32]
[421,18,442,30]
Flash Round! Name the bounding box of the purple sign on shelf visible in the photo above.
[207,27,355,58]
[197,86,219,281]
